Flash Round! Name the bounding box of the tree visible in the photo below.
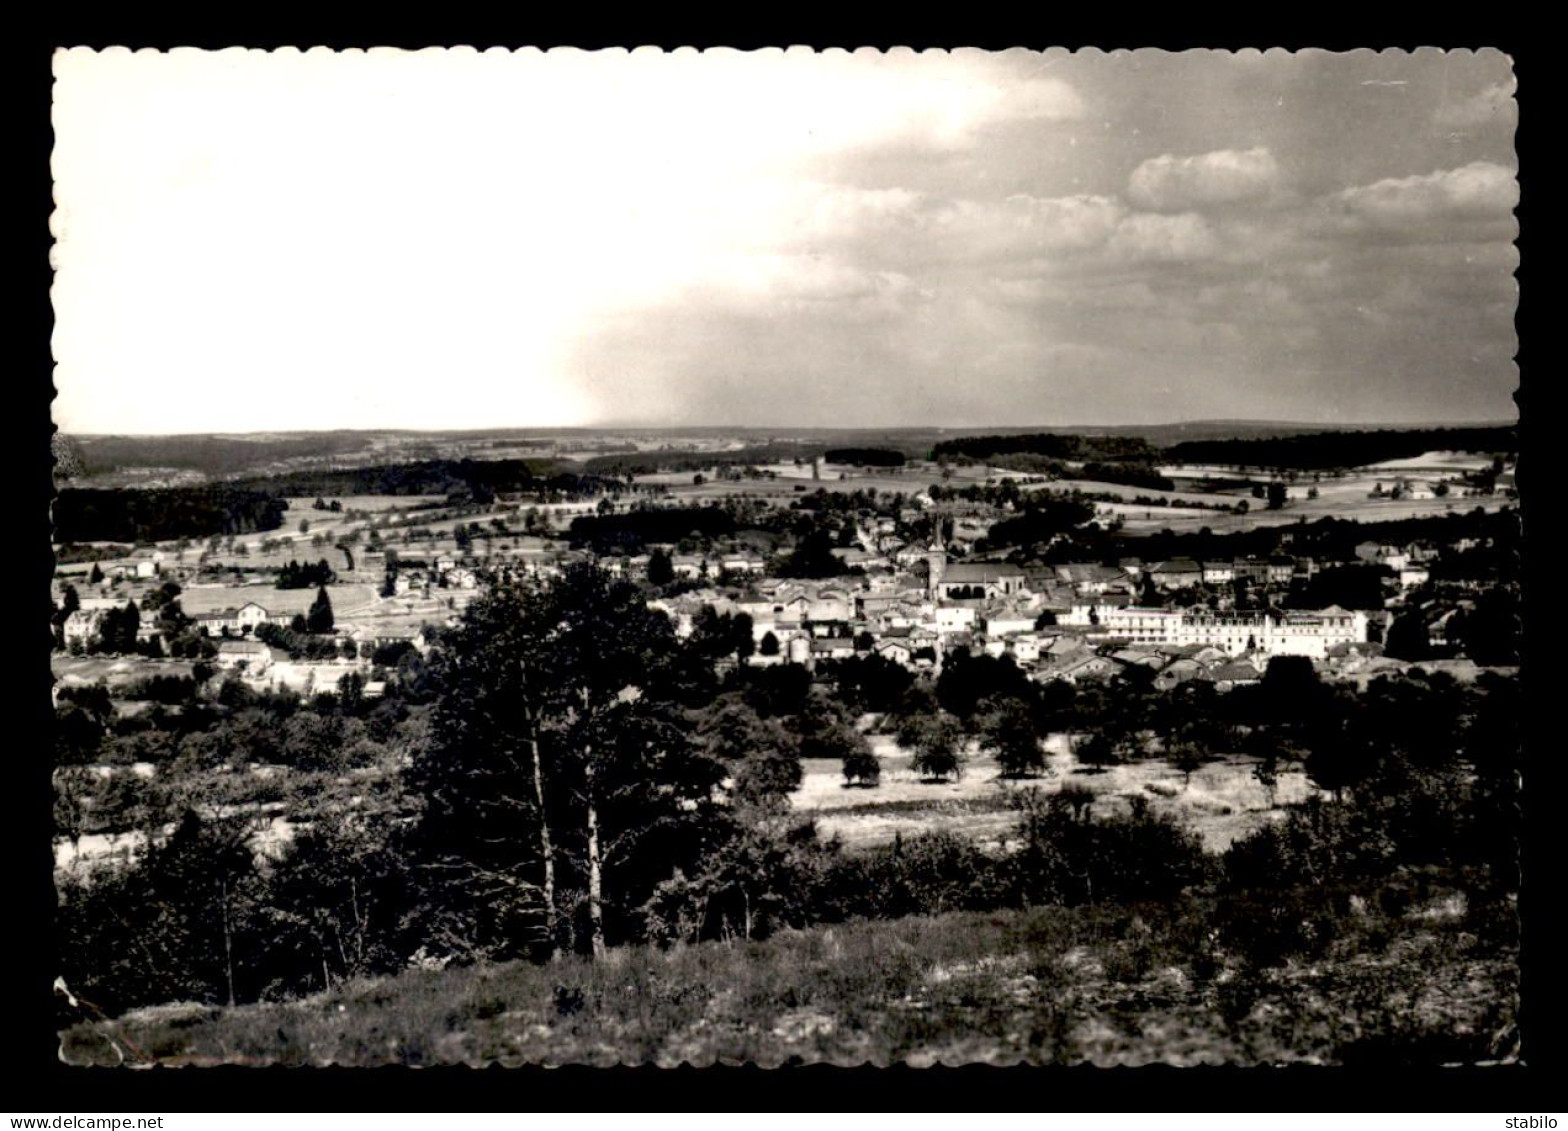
[307,586,335,635]
[980,698,1047,778]
[56,808,267,1013]
[758,630,780,657]
[1074,731,1120,773]
[841,744,881,787]
[88,563,104,585]
[647,548,675,587]
[907,711,966,782]
[1267,482,1288,510]
[55,583,80,627]
[1253,751,1281,810]
[1384,612,1431,661]
[94,600,140,654]
[833,652,914,714]
[409,564,728,962]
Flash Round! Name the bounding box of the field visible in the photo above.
[52,654,198,688]
[177,582,379,620]
[635,460,997,504]
[1100,478,1507,535]
[794,735,1315,853]
[59,891,1516,1067]
[281,495,447,514]
[1023,478,1225,507]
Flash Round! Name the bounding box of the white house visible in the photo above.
[216,638,272,671]
[934,605,978,634]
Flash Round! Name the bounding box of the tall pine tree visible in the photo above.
[307,586,334,635]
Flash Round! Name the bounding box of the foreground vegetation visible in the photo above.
[61,873,1515,1067]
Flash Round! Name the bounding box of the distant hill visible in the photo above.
[1162,425,1517,470]
[56,420,1520,483]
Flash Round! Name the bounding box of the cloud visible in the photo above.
[1106,211,1221,264]
[1127,147,1282,213]
[679,252,923,324]
[1432,81,1517,130]
[1002,193,1127,252]
[986,76,1088,125]
[1332,161,1518,231]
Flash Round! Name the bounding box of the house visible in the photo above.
[1109,648,1165,670]
[1148,560,1203,589]
[1206,661,1261,691]
[829,547,878,568]
[357,624,433,654]
[1232,558,1270,585]
[857,592,904,620]
[1055,563,1129,596]
[61,608,107,647]
[1153,657,1204,692]
[671,554,705,580]
[807,589,853,624]
[1427,608,1459,648]
[1201,561,1235,585]
[1008,634,1042,663]
[215,638,272,672]
[135,560,158,579]
[193,601,272,636]
[876,638,915,666]
[934,605,977,634]
[1267,556,1297,585]
[1040,633,1091,660]
[808,637,856,662]
[719,552,765,574]
[1399,565,1430,589]
[774,594,811,627]
[1039,654,1116,684]
[983,611,1037,638]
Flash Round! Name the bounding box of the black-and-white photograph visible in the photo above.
[48,45,1521,1068]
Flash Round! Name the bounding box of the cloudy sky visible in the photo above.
[51,47,1518,434]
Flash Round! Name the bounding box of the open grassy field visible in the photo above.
[636,460,996,504]
[59,891,1516,1067]
[1023,479,1226,507]
[52,654,198,688]
[281,495,447,514]
[1106,487,1506,536]
[177,583,378,619]
[793,735,1315,853]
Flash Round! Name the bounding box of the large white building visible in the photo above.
[1060,603,1367,659]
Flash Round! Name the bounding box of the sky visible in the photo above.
[50,46,1519,434]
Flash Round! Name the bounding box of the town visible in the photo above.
[49,427,1524,1068]
[52,443,1517,713]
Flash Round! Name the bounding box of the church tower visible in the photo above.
[924,544,947,599]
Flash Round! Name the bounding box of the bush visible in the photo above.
[1007,791,1210,907]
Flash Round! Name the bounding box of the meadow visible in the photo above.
[59,884,1515,1067]
[795,735,1315,853]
